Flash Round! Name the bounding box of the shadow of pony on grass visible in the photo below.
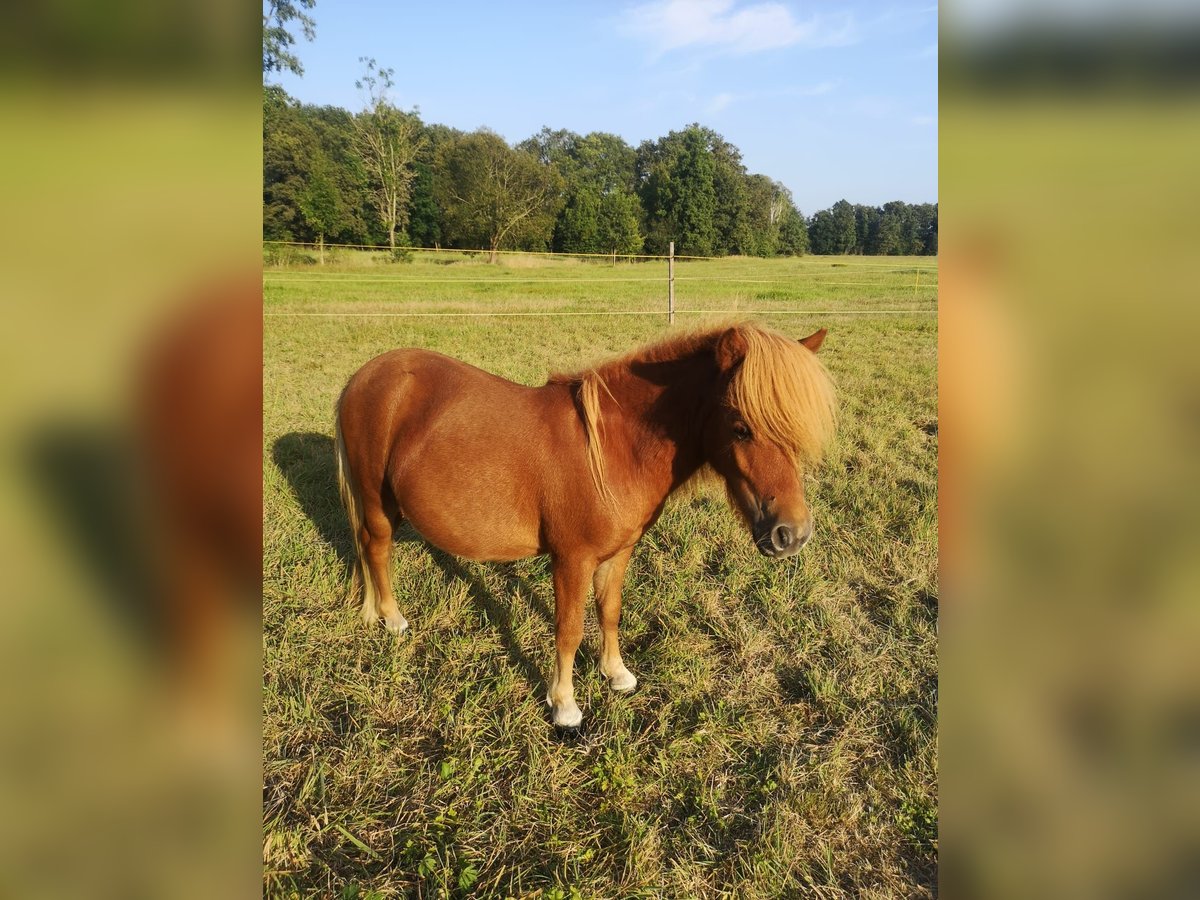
[270,431,554,694]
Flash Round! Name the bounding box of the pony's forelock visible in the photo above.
[726,326,838,468]
[556,321,837,499]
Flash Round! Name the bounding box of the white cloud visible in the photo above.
[703,81,836,115]
[706,91,737,113]
[619,0,857,57]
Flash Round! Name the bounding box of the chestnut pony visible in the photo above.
[335,322,837,728]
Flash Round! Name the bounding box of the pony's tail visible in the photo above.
[334,398,366,610]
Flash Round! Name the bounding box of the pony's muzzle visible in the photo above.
[755,519,812,557]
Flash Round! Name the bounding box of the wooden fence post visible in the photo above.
[668,241,675,325]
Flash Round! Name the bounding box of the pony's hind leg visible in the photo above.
[361,501,409,635]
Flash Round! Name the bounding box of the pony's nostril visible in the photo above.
[771,524,793,551]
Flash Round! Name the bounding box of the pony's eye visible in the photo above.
[732,422,752,441]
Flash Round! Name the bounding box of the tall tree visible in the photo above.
[807,210,834,254]
[518,127,581,168]
[854,204,880,254]
[520,127,582,251]
[705,130,752,254]
[895,201,922,254]
[263,86,313,241]
[638,125,719,256]
[297,152,343,264]
[406,161,440,247]
[742,175,799,257]
[436,130,563,262]
[778,205,809,256]
[555,188,602,252]
[352,58,425,252]
[406,123,464,248]
[262,0,316,77]
[264,87,372,246]
[830,200,857,253]
[570,132,638,195]
[596,191,644,256]
[806,199,939,255]
[527,129,643,255]
[808,200,856,254]
[302,103,371,243]
[875,201,908,255]
[919,204,938,255]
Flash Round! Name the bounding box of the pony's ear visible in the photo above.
[798,328,827,353]
[715,327,748,372]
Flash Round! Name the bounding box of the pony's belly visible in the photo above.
[399,488,543,562]
[407,515,541,562]
[385,384,554,561]
[415,520,542,564]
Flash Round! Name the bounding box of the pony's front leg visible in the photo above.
[547,555,593,729]
[594,546,637,693]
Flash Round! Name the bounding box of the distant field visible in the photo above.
[263,251,938,898]
[263,247,937,318]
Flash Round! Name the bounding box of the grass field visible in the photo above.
[263,250,938,898]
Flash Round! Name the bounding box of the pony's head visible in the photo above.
[704,325,837,557]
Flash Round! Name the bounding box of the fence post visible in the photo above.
[914,266,920,297]
[668,241,675,325]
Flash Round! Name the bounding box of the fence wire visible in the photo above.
[263,240,937,320]
[265,309,936,318]
[263,239,938,270]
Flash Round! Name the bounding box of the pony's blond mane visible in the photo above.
[576,370,616,504]
[728,325,838,468]
[554,321,837,500]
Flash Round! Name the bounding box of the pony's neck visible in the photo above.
[597,335,721,496]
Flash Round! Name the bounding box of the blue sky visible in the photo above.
[271,1,937,213]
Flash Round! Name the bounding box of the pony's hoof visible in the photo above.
[548,699,583,730]
[383,613,409,635]
[608,670,638,693]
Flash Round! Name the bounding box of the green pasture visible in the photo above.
[263,251,938,898]
[263,246,936,317]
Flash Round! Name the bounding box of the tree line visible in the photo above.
[264,68,936,261]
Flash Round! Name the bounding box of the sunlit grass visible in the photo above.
[263,249,938,317]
